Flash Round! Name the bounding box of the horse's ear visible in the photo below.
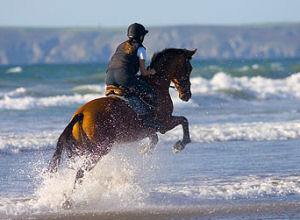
[185,49,197,58]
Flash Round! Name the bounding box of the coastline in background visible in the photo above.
[0,23,300,65]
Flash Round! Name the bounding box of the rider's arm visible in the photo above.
[138,47,155,76]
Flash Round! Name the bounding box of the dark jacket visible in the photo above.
[106,40,145,87]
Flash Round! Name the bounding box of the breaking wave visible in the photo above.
[0,93,100,110]
[1,120,299,154]
[191,72,300,100]
[0,72,299,110]
[155,174,300,200]
[6,66,22,73]
[162,120,300,143]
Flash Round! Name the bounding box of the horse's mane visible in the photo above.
[149,48,184,68]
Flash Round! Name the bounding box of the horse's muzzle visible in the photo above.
[179,91,192,102]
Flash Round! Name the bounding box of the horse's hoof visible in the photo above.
[139,145,154,155]
[61,193,73,209]
[62,199,73,209]
[172,141,185,154]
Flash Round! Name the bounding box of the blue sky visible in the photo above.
[1,0,300,27]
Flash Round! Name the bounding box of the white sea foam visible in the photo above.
[0,87,26,98]
[155,174,300,200]
[1,73,299,110]
[6,66,22,73]
[1,120,299,154]
[0,93,100,110]
[190,72,300,99]
[71,84,105,93]
[0,130,59,154]
[162,120,300,143]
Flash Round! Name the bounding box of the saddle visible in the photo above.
[105,85,131,97]
[105,85,161,131]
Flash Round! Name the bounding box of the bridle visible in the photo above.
[171,56,191,92]
[148,53,191,92]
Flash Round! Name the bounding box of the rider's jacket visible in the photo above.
[107,40,145,77]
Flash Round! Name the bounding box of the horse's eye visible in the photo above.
[186,57,191,62]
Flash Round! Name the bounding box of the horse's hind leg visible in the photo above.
[73,155,100,186]
[61,154,102,209]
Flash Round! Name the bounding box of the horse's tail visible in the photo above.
[48,113,84,173]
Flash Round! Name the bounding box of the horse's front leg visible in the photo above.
[160,116,191,153]
[140,133,158,154]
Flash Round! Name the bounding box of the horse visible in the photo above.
[48,48,197,186]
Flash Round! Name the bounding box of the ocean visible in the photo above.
[0,58,300,219]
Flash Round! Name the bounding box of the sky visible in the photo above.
[0,0,300,27]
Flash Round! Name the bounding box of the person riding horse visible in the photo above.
[105,23,160,130]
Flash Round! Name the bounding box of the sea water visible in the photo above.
[0,59,300,219]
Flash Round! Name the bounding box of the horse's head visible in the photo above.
[149,48,197,102]
[171,49,197,102]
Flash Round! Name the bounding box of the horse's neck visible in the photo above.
[148,74,171,94]
[149,75,174,117]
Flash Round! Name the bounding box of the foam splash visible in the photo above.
[0,145,151,216]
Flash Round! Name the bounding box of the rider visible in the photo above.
[106,23,160,130]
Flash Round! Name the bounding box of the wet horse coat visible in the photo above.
[48,48,197,179]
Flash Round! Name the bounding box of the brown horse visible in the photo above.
[48,48,197,183]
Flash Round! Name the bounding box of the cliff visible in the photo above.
[1,23,300,65]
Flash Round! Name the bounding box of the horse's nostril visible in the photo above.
[180,92,191,102]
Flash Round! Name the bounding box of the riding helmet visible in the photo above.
[127,23,149,39]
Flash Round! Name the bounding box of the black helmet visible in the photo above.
[127,23,148,39]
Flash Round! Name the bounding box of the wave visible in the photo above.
[162,119,300,143]
[191,72,300,99]
[71,84,105,94]
[0,130,59,154]
[0,93,100,110]
[155,174,300,200]
[1,146,300,218]
[1,119,299,154]
[6,66,22,73]
[0,72,299,110]
[0,87,26,98]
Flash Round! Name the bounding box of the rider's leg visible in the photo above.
[133,78,163,131]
